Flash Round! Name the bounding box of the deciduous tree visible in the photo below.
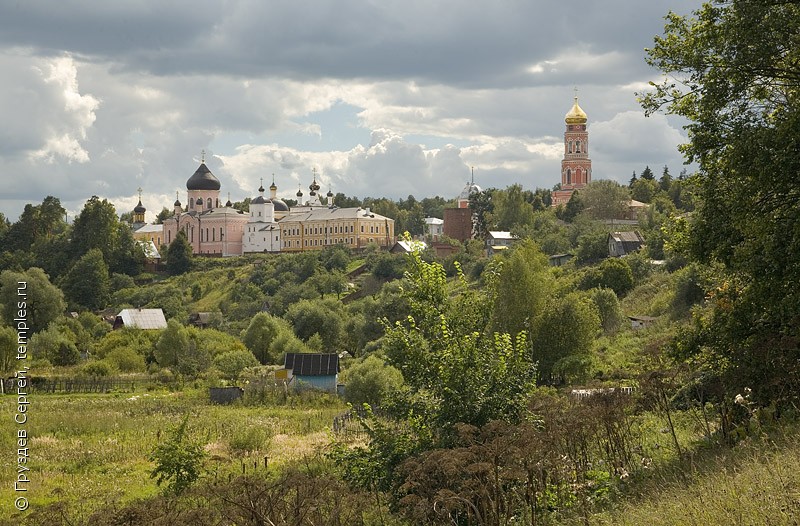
[642,0,800,405]
[532,293,600,384]
[165,231,193,275]
[61,248,110,311]
[0,267,65,334]
[343,355,404,407]
[489,240,553,337]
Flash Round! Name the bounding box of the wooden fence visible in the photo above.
[2,377,150,395]
[332,407,369,438]
[332,406,408,439]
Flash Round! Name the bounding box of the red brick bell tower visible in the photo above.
[552,92,592,206]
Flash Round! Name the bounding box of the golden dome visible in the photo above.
[565,96,587,124]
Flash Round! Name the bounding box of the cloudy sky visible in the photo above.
[0,0,702,222]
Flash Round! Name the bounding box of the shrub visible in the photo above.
[149,415,205,495]
[229,426,271,454]
[80,360,117,377]
[670,263,707,317]
[105,347,147,373]
[588,288,625,334]
[213,349,260,380]
[343,355,405,407]
[580,258,635,297]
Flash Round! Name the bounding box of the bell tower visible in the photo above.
[552,91,592,206]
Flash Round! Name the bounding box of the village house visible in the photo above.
[486,231,517,255]
[608,231,646,257]
[276,353,339,393]
[113,308,168,330]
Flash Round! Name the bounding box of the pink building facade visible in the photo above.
[162,162,249,256]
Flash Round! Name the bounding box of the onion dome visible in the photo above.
[225,199,233,207]
[174,198,181,206]
[253,178,268,204]
[296,187,303,198]
[272,199,289,212]
[186,162,221,191]
[269,178,277,191]
[196,197,203,205]
[309,170,321,196]
[327,189,334,198]
[133,199,146,214]
[458,181,482,201]
[565,95,588,124]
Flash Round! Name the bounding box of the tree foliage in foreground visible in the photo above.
[642,0,800,406]
[382,249,536,434]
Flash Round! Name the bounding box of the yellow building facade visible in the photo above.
[280,207,394,252]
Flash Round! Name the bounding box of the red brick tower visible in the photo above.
[552,94,592,206]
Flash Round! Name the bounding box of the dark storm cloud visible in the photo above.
[0,1,700,87]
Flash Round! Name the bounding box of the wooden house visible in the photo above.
[608,231,645,257]
[113,308,167,330]
[628,315,657,330]
[486,231,517,255]
[278,353,339,393]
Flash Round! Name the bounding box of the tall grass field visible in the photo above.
[0,389,346,521]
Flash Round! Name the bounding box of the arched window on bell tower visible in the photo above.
[576,140,581,154]
[566,168,572,185]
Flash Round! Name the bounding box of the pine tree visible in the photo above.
[659,165,673,192]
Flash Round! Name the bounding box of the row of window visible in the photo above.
[281,222,389,237]
[166,223,242,244]
[564,168,592,185]
[189,197,218,210]
[282,237,384,249]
